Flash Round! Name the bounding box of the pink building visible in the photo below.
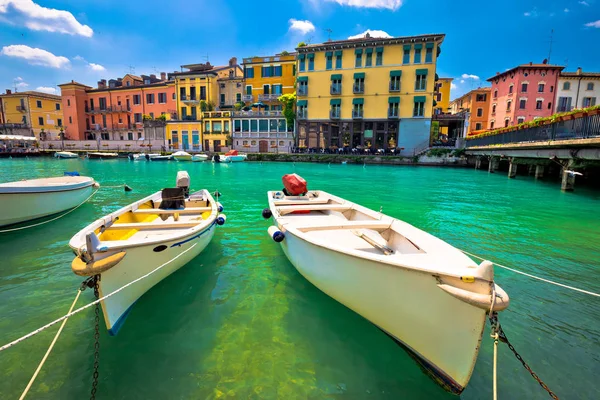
[487,62,564,129]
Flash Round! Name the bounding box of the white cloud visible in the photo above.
[325,0,403,11]
[35,86,57,94]
[15,80,28,88]
[585,20,600,28]
[460,79,465,84]
[524,12,531,16]
[289,19,315,34]
[73,55,85,61]
[579,1,589,6]
[451,83,457,90]
[564,8,569,12]
[461,73,480,80]
[348,29,392,39]
[0,0,93,37]
[1,45,70,68]
[89,63,106,71]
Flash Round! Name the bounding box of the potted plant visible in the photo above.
[572,109,585,119]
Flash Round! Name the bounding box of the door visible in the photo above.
[214,140,222,152]
[126,98,130,110]
[263,84,270,95]
[182,131,189,150]
[204,139,210,152]
[259,140,268,153]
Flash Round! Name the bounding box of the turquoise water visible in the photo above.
[0,158,599,399]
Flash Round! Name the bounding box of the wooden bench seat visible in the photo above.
[296,220,392,232]
[273,199,332,206]
[277,204,352,215]
[133,207,211,215]
[106,221,201,230]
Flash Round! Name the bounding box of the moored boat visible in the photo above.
[149,155,173,161]
[129,153,160,161]
[88,152,118,159]
[0,175,98,227]
[54,151,79,159]
[191,154,209,162]
[220,150,246,163]
[263,174,509,394]
[69,172,226,335]
[173,151,192,161]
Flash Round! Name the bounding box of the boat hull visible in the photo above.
[221,155,246,163]
[174,155,192,161]
[274,226,485,394]
[54,152,78,159]
[98,222,216,335]
[191,154,208,162]
[0,185,94,227]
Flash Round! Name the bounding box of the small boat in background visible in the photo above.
[173,151,192,161]
[88,152,118,159]
[263,174,509,394]
[129,153,160,161]
[54,151,79,159]
[69,171,225,335]
[220,150,247,163]
[0,175,98,227]
[191,154,209,162]
[150,155,173,162]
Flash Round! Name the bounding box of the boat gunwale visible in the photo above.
[0,177,95,194]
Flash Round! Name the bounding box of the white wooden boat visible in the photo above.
[220,151,247,163]
[69,172,225,335]
[173,151,192,161]
[0,176,97,227]
[54,151,78,159]
[150,155,173,161]
[88,152,118,159]
[265,189,509,394]
[191,154,209,162]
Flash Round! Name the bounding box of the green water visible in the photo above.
[0,158,599,400]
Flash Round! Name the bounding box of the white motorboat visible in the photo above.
[173,151,192,161]
[129,153,159,161]
[191,154,209,162]
[264,177,509,394]
[88,152,118,159]
[149,155,173,161]
[69,172,226,335]
[0,176,97,227]
[220,150,247,163]
[54,151,78,159]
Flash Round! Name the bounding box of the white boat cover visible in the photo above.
[0,135,37,141]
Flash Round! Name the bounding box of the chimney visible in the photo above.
[97,79,106,89]
[6,89,12,95]
[529,61,533,66]
[160,72,166,81]
[229,57,237,67]
[576,67,582,75]
[150,74,156,80]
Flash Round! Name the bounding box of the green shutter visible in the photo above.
[426,43,434,49]
[307,53,315,59]
[297,100,307,106]
[297,76,308,82]
[335,50,343,56]
[325,51,333,56]
[352,98,364,105]
[355,49,363,54]
[330,99,341,105]
[365,48,374,54]
[331,74,342,80]
[298,54,305,60]
[416,69,428,76]
[388,97,400,103]
[353,72,365,79]
[376,46,384,52]
[390,70,402,77]
[414,44,423,50]
[403,44,411,50]
[414,96,426,102]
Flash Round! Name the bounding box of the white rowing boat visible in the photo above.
[173,151,192,161]
[220,150,247,163]
[69,172,225,335]
[88,152,118,159]
[191,154,209,162]
[264,187,509,394]
[0,176,97,227]
[54,151,78,159]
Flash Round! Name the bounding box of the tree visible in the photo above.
[278,92,296,132]
[297,42,307,48]
[280,50,290,56]
[234,101,244,111]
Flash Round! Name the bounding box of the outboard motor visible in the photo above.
[213,154,221,163]
[176,171,190,197]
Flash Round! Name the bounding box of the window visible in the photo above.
[587,83,595,91]
[517,117,525,124]
[548,102,552,110]
[476,108,483,117]
[261,66,272,77]
[494,89,498,98]
[331,78,342,95]
[308,55,314,71]
[583,97,597,107]
[133,95,141,105]
[365,51,372,67]
[38,117,44,125]
[355,51,362,68]
[550,86,554,93]
[326,54,333,70]
[158,93,167,103]
[272,84,283,95]
[475,122,482,130]
[236,93,241,102]
[375,49,383,66]
[55,103,61,110]
[220,93,225,105]
[506,100,512,111]
[563,82,570,90]
[149,112,154,119]
[538,83,545,93]
[242,120,250,132]
[200,86,206,100]
[354,76,364,94]
[335,52,342,69]
[414,46,422,64]
[413,99,425,117]
[476,94,487,102]
[126,81,131,87]
[146,93,155,104]
[204,121,210,132]
[172,93,176,100]
[299,58,305,72]
[536,100,543,110]
[298,80,308,96]
[352,102,364,118]
[91,115,95,124]
[36,100,42,108]
[519,99,526,109]
[67,99,71,106]
[415,71,427,91]
[144,79,151,85]
[99,97,107,110]
[134,113,142,123]
[251,120,258,132]
[245,85,252,95]
[504,119,509,127]
[69,116,72,124]
[557,97,572,112]
[297,104,307,118]
[521,83,528,93]
[273,66,282,77]
[403,46,410,64]
[57,118,62,127]
[492,104,496,114]
[490,121,495,129]
[388,100,399,117]
[102,114,107,128]
[330,102,341,118]
[234,120,241,132]
[244,67,254,78]
[509,85,514,94]
[425,46,433,63]
[390,74,401,91]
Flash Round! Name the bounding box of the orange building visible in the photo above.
[450,87,491,134]
[59,73,175,140]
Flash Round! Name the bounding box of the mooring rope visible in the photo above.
[461,250,600,298]
[19,290,82,400]
[0,242,199,353]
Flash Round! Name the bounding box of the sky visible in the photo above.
[0,0,599,100]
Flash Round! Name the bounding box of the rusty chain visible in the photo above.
[489,313,559,400]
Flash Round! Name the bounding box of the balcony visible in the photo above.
[353,84,364,94]
[86,105,131,114]
[16,105,26,112]
[389,82,401,92]
[330,85,341,95]
[242,94,254,102]
[297,110,308,120]
[202,111,231,119]
[182,96,199,105]
[258,94,280,102]
[330,110,340,119]
[352,110,363,119]
[297,86,308,96]
[232,110,283,117]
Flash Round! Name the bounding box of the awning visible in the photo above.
[414,96,426,102]
[331,74,342,80]
[416,68,428,76]
[298,54,306,60]
[307,53,315,59]
[352,98,364,105]
[325,51,333,57]
[426,43,434,49]
[0,135,37,141]
[389,97,400,103]
[355,49,363,54]
[354,72,365,79]
[414,44,423,50]
[297,100,307,106]
[330,99,341,105]
[297,76,308,82]
[390,70,402,77]
[335,50,343,56]
[376,46,384,52]
[403,44,411,50]
[365,48,374,54]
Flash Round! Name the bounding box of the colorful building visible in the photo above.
[486,62,563,129]
[242,53,296,109]
[556,68,600,112]
[295,32,445,153]
[59,73,175,142]
[0,90,63,139]
[449,87,491,133]
[434,77,453,114]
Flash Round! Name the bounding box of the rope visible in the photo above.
[492,330,499,400]
[19,289,81,399]
[461,249,600,298]
[0,242,199,353]
[0,189,99,233]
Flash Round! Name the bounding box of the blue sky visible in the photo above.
[0,0,599,99]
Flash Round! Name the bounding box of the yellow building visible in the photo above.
[242,53,296,110]
[0,90,64,139]
[434,77,453,114]
[167,59,241,152]
[295,33,445,153]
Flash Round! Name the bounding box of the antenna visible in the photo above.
[152,66,159,74]
[547,29,554,63]
[564,58,568,70]
[307,35,314,44]
[325,28,333,41]
[128,65,135,75]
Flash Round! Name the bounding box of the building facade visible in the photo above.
[449,87,491,133]
[487,62,563,129]
[555,68,600,112]
[242,53,296,109]
[0,90,63,138]
[434,77,453,114]
[59,73,175,142]
[231,110,294,153]
[295,33,445,153]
